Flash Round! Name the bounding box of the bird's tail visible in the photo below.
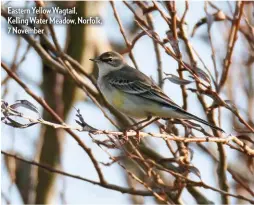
[186,112,225,133]
[172,107,225,132]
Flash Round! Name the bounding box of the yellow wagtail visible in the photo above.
[90,51,224,132]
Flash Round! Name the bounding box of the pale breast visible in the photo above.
[98,78,122,106]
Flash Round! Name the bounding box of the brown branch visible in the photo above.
[1,151,159,197]
[123,150,254,204]
[92,134,254,204]
[204,2,219,88]
[110,1,139,69]
[169,4,230,202]
[180,1,189,25]
[219,1,245,91]
[135,2,163,87]
[2,102,254,157]
[165,1,188,110]
[1,9,127,130]
[197,143,254,197]
[1,62,106,184]
[123,1,149,29]
[120,31,146,54]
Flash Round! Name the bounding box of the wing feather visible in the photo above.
[104,66,182,110]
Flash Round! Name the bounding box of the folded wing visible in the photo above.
[105,66,182,110]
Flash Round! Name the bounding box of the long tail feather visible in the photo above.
[192,116,224,132]
[174,108,225,132]
[187,113,225,132]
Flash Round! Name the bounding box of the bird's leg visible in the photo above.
[125,116,152,131]
[122,130,129,142]
[136,117,160,131]
[134,117,160,142]
[123,116,152,142]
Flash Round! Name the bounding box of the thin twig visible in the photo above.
[219,1,245,91]
[1,151,159,196]
[1,62,106,184]
[110,1,139,69]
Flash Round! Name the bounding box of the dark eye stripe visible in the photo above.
[102,57,112,62]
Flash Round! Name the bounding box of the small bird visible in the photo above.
[90,51,224,132]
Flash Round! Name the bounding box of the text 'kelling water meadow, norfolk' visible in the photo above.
[6,6,102,34]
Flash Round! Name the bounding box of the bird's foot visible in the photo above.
[121,129,142,143]
[135,130,141,143]
[122,129,129,141]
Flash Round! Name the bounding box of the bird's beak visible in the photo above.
[89,57,100,62]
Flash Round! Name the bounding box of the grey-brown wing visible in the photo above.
[104,66,182,109]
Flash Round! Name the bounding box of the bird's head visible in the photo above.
[90,51,125,71]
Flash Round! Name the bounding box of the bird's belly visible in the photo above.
[100,86,152,118]
[115,93,152,118]
[120,98,183,119]
[99,84,187,119]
